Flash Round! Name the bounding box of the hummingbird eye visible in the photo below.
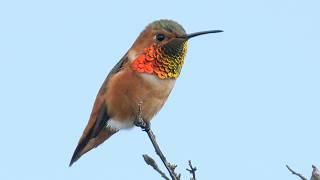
[156,34,165,41]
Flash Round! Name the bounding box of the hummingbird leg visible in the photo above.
[134,101,150,131]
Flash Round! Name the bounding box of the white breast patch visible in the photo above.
[140,73,176,90]
[106,119,134,131]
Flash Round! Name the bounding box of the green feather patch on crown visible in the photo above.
[150,19,186,35]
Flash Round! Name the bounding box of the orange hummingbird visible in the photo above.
[69,19,222,166]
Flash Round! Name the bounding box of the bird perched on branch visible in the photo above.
[69,19,222,166]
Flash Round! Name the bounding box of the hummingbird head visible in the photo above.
[130,19,222,79]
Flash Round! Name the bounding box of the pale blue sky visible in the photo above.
[0,0,319,179]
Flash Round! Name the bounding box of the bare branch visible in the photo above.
[143,154,170,180]
[186,160,197,180]
[312,165,320,180]
[286,165,308,180]
[136,103,200,180]
[135,103,179,180]
[168,163,181,180]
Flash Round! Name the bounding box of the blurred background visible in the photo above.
[0,0,319,179]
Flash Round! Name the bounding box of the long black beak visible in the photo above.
[179,30,223,39]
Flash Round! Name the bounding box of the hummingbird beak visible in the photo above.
[179,30,223,40]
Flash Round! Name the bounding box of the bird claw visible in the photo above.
[142,122,150,132]
[134,118,150,132]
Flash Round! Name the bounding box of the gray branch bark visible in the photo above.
[286,165,308,180]
[287,164,320,180]
[135,103,197,180]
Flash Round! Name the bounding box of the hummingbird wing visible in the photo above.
[69,54,129,166]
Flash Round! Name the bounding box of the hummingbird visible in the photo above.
[69,19,222,166]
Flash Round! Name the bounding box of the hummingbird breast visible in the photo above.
[104,67,175,129]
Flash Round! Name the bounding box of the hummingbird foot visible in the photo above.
[134,117,150,132]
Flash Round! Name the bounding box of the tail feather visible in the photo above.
[69,95,112,166]
[69,128,117,166]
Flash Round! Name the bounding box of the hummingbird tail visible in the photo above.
[69,127,117,166]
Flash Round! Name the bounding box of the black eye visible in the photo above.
[156,34,165,41]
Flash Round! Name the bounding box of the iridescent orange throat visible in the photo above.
[131,43,187,79]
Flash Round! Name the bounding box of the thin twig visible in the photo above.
[312,165,320,180]
[143,154,170,180]
[135,119,178,180]
[135,103,179,180]
[145,127,178,180]
[168,163,181,180]
[286,165,308,180]
[186,160,197,180]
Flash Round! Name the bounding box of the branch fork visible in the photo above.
[135,103,196,180]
